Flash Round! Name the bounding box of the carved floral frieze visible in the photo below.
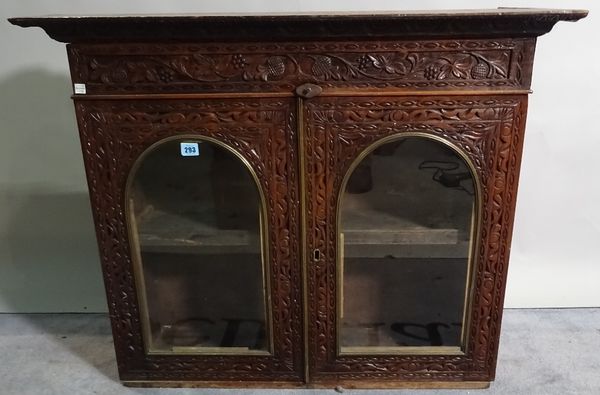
[68,39,533,93]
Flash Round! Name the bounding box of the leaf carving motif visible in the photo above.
[303,96,524,381]
[76,99,303,381]
[86,51,509,83]
[69,39,532,93]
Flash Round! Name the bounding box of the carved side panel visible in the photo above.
[75,98,303,382]
[303,95,527,383]
[67,39,535,94]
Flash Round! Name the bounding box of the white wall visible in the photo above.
[0,0,597,312]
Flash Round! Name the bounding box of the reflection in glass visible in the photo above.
[339,137,475,353]
[129,138,269,354]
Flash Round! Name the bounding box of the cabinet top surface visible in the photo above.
[8,8,587,43]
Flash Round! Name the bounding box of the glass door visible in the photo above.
[338,136,475,354]
[303,96,481,381]
[129,137,270,354]
[113,97,303,382]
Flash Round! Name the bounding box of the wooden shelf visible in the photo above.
[137,208,261,255]
[136,141,473,258]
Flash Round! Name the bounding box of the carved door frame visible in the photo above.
[74,97,305,383]
[301,95,528,385]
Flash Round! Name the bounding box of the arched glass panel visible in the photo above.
[339,136,476,354]
[128,138,269,354]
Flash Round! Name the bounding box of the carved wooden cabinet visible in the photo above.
[10,9,587,389]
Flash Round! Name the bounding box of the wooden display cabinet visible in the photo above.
[9,9,587,389]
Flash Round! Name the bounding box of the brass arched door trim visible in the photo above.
[124,134,272,356]
[335,131,482,356]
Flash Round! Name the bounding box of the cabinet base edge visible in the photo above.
[123,380,305,389]
[309,380,490,389]
[123,380,490,389]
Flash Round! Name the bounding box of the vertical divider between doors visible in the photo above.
[296,97,310,384]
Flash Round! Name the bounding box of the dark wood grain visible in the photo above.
[74,98,303,382]
[64,38,535,94]
[8,9,586,388]
[302,95,527,383]
[8,9,587,43]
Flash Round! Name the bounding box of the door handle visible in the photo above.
[296,83,322,99]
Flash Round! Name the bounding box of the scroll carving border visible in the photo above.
[67,39,534,94]
[75,98,303,382]
[303,96,526,382]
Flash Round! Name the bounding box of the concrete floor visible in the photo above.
[0,309,598,395]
